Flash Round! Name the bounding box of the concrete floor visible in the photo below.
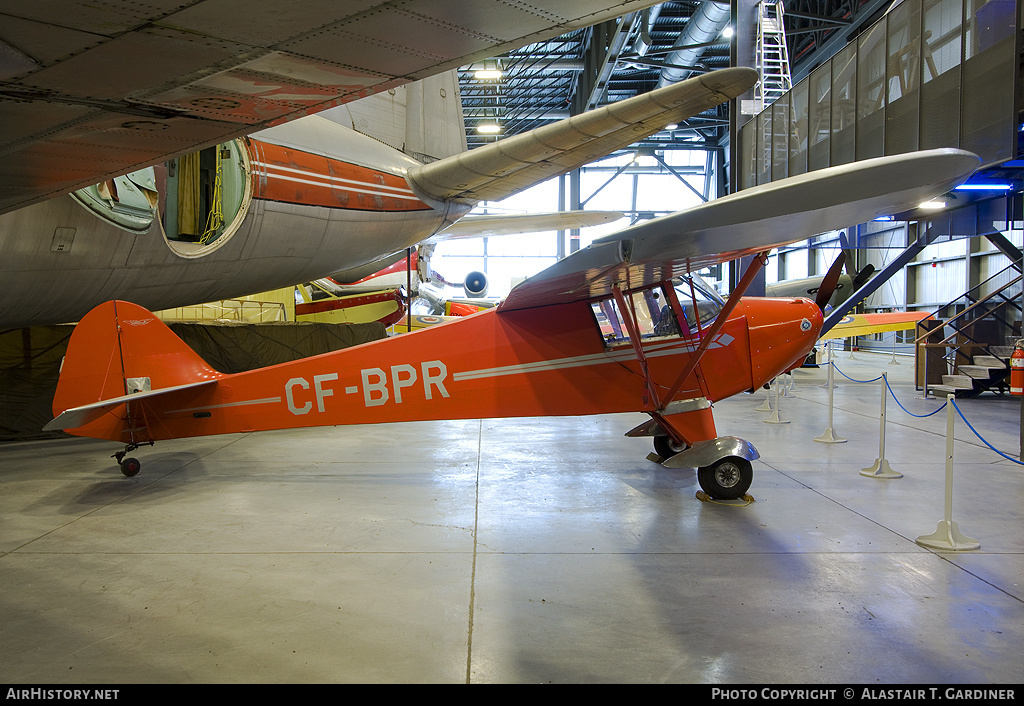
[1,351,1022,684]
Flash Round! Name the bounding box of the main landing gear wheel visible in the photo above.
[653,435,687,459]
[697,456,753,500]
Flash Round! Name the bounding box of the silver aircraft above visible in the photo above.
[1,0,711,327]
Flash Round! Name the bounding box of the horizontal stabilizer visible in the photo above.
[44,380,218,432]
[500,149,980,311]
[406,67,757,206]
[429,210,623,241]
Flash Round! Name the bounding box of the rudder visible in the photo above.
[52,300,220,420]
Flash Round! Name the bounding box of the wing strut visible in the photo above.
[611,284,662,409]
[662,251,769,403]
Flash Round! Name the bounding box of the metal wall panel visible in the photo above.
[885,0,922,155]
[757,110,773,184]
[830,43,858,165]
[921,0,963,149]
[807,63,832,172]
[738,0,1019,187]
[856,23,886,159]
[739,119,758,190]
[788,80,809,176]
[961,0,1017,161]
[772,96,790,180]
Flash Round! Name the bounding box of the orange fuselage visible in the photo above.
[55,296,822,446]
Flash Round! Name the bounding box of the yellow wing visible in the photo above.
[821,312,932,340]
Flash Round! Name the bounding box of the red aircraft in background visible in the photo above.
[45,149,979,499]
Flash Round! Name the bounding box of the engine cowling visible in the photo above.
[463,271,488,298]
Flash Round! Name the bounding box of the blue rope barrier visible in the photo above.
[951,399,1024,466]
[826,360,882,384]
[882,375,947,418]
[829,360,1022,463]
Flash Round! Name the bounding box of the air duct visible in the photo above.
[656,1,731,88]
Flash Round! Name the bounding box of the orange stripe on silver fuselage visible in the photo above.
[250,140,431,212]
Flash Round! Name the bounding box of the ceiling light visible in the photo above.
[722,26,735,38]
[474,69,503,79]
[918,200,946,210]
[954,183,1014,190]
[476,124,501,134]
[665,123,679,130]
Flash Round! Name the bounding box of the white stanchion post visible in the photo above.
[847,337,857,360]
[755,380,773,412]
[916,395,979,551]
[764,376,790,424]
[820,340,838,389]
[814,350,846,443]
[861,373,902,478]
[889,334,901,366]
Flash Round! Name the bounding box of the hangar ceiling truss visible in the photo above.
[458,0,884,153]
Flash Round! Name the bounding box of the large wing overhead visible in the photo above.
[499,149,981,311]
[406,68,758,205]
[428,210,624,241]
[0,1,663,215]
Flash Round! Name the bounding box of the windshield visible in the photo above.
[674,275,724,331]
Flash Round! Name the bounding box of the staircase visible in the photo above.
[927,348,1012,398]
[917,262,1022,398]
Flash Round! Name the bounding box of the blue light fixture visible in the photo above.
[953,183,1015,191]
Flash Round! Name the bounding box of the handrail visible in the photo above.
[914,273,1022,345]
[930,285,1021,347]
[932,260,1023,319]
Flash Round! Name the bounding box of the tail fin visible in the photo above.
[48,301,220,435]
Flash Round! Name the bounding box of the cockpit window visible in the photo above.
[590,277,725,348]
[591,287,680,346]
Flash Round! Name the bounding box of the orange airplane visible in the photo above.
[45,149,979,499]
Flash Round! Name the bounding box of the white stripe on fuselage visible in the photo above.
[452,333,734,382]
[251,161,421,201]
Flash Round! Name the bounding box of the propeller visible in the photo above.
[814,252,847,312]
[853,263,875,286]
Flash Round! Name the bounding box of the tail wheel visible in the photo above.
[120,457,141,477]
[653,435,687,459]
[697,456,752,500]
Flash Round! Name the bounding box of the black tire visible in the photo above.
[120,457,141,477]
[653,435,687,459]
[697,456,752,500]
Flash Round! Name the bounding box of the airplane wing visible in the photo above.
[428,210,624,241]
[406,67,758,205]
[0,1,664,215]
[498,149,981,311]
[820,312,932,340]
